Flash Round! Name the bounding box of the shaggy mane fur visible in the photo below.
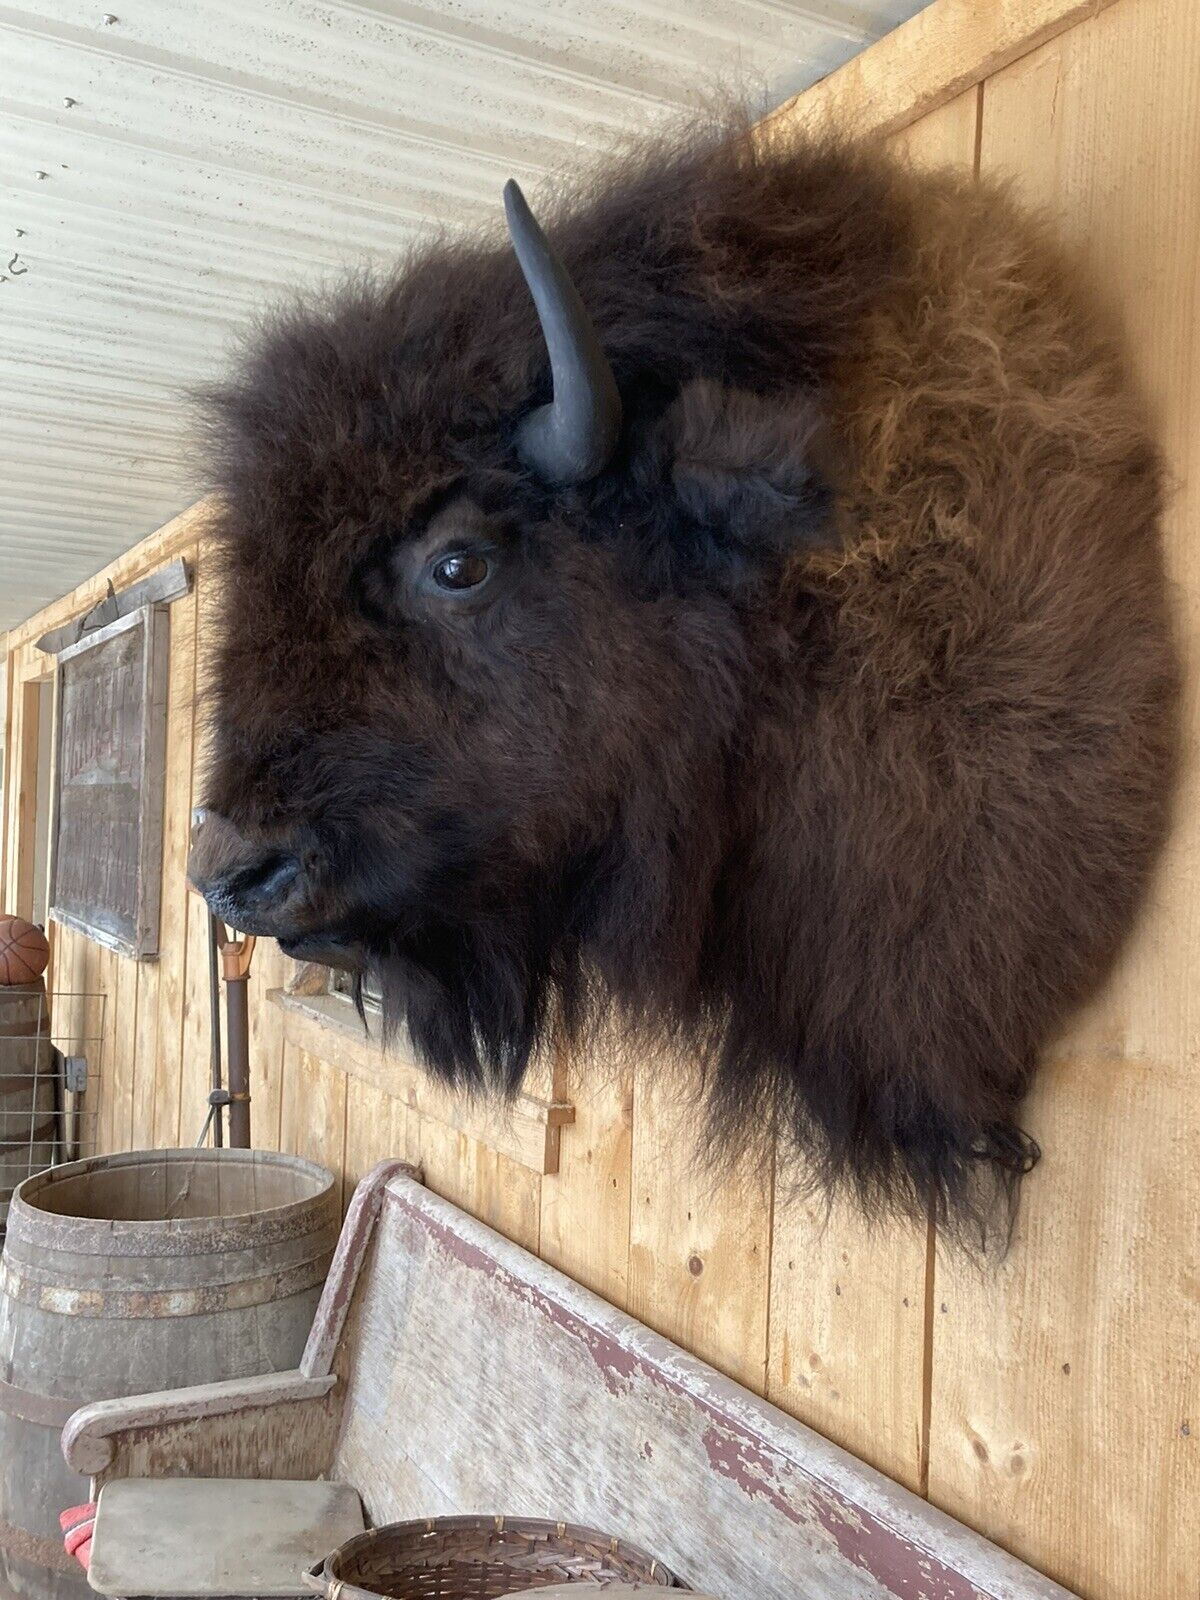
[197,121,1180,1237]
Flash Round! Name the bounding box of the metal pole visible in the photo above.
[225,973,251,1148]
[219,932,256,1149]
[207,912,225,1147]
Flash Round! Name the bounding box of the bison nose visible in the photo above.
[231,854,302,907]
[194,850,303,931]
[188,809,306,933]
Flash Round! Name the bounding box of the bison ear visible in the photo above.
[661,380,837,555]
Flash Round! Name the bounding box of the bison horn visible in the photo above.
[504,179,622,485]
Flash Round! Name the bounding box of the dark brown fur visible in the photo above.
[196,124,1180,1234]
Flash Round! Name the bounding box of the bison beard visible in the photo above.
[197,120,1180,1239]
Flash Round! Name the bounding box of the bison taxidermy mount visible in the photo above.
[189,122,1179,1234]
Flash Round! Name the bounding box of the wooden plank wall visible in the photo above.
[1,2,1195,1594]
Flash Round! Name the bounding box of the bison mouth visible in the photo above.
[276,931,367,973]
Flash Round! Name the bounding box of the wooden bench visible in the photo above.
[63,1163,1078,1599]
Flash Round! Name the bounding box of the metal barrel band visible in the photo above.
[0,1251,330,1317]
[0,1231,339,1292]
[0,1376,76,1428]
[4,1203,340,1258]
[0,1514,79,1575]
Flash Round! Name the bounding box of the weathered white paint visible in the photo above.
[0,0,928,632]
[66,1163,1079,1600]
[88,1477,364,1598]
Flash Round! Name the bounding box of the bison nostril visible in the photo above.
[237,854,302,905]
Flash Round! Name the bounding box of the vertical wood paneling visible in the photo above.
[145,552,200,1149]
[4,525,211,1168]
[768,1196,932,1493]
[108,952,139,1153]
[94,944,119,1153]
[11,678,42,921]
[0,646,15,901]
[279,1045,348,1198]
[245,940,288,1153]
[887,79,981,168]
[342,1073,407,1207]
[51,924,84,1147]
[408,1111,542,1254]
[131,960,160,1149]
[177,803,217,1147]
[629,1069,772,1394]
[87,948,109,1156]
[539,1035,633,1305]
[89,943,106,1151]
[768,0,1124,144]
[927,6,1200,1598]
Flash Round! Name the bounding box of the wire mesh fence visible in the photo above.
[0,987,106,1238]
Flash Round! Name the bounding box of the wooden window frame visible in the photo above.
[49,605,169,959]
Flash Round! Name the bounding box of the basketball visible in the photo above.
[0,916,50,986]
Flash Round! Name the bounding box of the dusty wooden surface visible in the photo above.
[337,1178,1080,1600]
[520,1591,717,1600]
[69,1167,1079,1600]
[80,1389,341,1489]
[923,5,1200,1597]
[88,1477,363,1598]
[0,1148,338,1600]
[62,1160,418,1486]
[3,1,1196,1594]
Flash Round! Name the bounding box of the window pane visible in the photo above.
[328,967,382,1010]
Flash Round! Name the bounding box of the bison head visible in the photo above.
[190,138,840,1084]
[190,130,1178,1230]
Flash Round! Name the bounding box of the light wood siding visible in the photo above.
[2,3,1195,1594]
[925,5,1200,1597]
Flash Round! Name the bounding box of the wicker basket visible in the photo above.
[303,1516,689,1600]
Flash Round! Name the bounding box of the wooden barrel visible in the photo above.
[0,987,58,1239]
[0,1148,339,1600]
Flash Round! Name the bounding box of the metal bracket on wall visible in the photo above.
[62,1055,88,1095]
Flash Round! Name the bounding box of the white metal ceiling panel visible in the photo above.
[0,0,928,633]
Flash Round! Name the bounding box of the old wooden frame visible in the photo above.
[63,1164,1078,1600]
[49,605,170,959]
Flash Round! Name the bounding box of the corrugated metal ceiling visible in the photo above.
[1,1,927,634]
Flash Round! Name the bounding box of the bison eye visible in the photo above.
[431,551,490,591]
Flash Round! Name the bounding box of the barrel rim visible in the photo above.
[9,1148,337,1239]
